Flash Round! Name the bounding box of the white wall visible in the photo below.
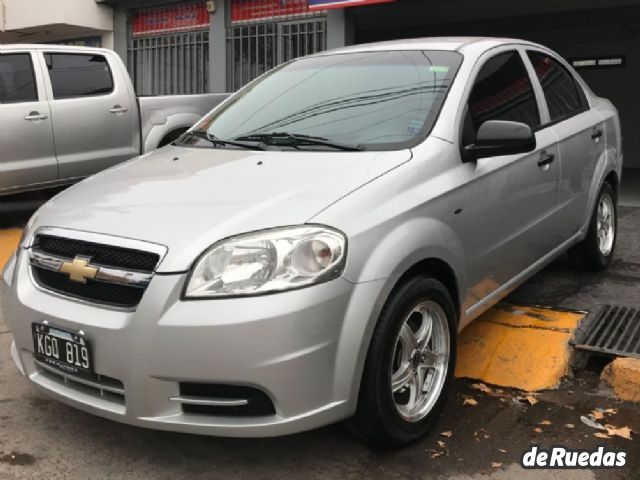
[0,0,113,47]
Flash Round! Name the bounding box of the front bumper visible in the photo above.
[2,247,385,437]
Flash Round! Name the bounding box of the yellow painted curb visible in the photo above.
[456,304,584,392]
[0,228,23,271]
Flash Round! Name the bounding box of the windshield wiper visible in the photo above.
[180,131,266,151]
[234,132,363,151]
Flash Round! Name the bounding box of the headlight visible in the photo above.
[184,225,347,298]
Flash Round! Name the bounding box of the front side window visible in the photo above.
[0,53,38,104]
[44,53,114,99]
[190,50,463,151]
[466,51,540,138]
[527,51,586,123]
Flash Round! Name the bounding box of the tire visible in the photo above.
[346,276,457,447]
[569,182,617,271]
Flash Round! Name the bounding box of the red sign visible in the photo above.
[308,0,394,10]
[132,3,210,37]
[230,0,312,23]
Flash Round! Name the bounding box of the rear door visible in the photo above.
[456,48,562,313]
[525,50,606,238]
[0,51,57,191]
[41,51,137,180]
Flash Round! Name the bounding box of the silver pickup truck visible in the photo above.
[0,44,228,195]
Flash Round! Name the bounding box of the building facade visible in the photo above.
[0,0,114,47]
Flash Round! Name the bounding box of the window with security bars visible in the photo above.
[227,0,327,91]
[127,31,209,96]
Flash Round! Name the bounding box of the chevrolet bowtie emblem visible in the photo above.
[59,256,99,283]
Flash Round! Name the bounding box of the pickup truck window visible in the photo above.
[192,50,463,151]
[44,53,114,100]
[0,54,38,104]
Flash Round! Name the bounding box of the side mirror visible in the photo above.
[462,120,536,162]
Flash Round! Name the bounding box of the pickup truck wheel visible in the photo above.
[569,182,617,271]
[346,276,456,447]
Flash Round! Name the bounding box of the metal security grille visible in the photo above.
[127,31,209,96]
[226,1,327,91]
[281,20,327,62]
[573,305,640,359]
[227,23,278,92]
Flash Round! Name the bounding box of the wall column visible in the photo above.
[326,8,354,50]
[210,0,228,93]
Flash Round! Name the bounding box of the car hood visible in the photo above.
[31,145,411,272]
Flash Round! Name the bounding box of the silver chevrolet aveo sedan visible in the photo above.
[2,37,621,446]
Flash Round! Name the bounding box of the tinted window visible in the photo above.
[527,51,585,122]
[0,54,37,104]
[44,53,113,99]
[190,50,463,150]
[466,51,540,141]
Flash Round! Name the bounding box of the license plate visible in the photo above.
[32,324,93,374]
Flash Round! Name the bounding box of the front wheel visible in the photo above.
[346,277,456,447]
[569,182,617,271]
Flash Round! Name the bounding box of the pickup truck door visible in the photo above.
[39,50,137,180]
[0,51,57,192]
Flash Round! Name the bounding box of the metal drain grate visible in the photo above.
[573,305,640,359]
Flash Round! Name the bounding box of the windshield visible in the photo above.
[189,50,462,151]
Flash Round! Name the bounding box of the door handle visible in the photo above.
[24,111,48,121]
[537,151,555,168]
[109,105,129,114]
[591,128,603,141]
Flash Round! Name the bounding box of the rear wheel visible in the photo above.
[569,182,617,271]
[346,276,456,447]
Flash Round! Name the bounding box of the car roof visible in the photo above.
[0,43,111,54]
[318,36,543,56]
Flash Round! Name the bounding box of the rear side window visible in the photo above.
[0,53,38,104]
[44,53,113,99]
[527,51,586,123]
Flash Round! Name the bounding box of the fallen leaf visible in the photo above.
[603,408,618,415]
[594,433,611,439]
[539,420,552,426]
[437,440,447,449]
[440,431,453,438]
[604,425,633,440]
[524,395,539,405]
[471,383,494,395]
[533,427,543,433]
[592,410,605,421]
[565,424,575,429]
[491,462,503,469]
[430,450,445,459]
[498,449,507,453]
[463,397,478,407]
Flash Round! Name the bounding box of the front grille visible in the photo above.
[179,383,276,417]
[34,359,125,411]
[30,233,160,309]
[32,268,145,308]
[36,234,159,271]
